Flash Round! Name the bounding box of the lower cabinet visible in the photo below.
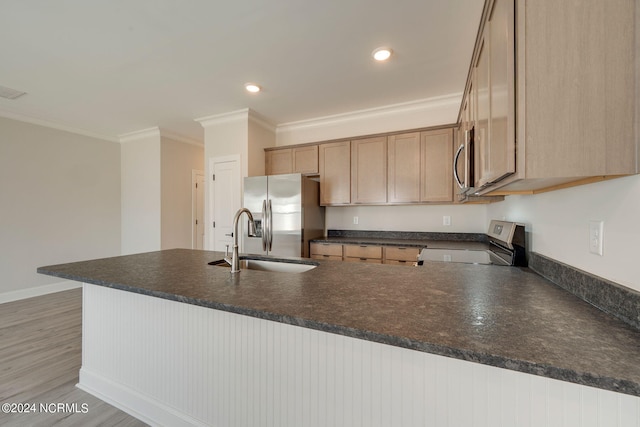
[310,242,420,266]
[343,245,383,264]
[310,242,343,261]
[383,246,421,266]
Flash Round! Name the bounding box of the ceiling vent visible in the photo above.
[0,85,27,100]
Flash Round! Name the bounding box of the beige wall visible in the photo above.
[487,175,640,291]
[120,133,161,255]
[0,116,121,298]
[161,137,204,249]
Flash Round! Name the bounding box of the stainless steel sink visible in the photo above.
[209,257,317,273]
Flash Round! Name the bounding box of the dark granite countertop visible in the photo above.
[38,249,640,397]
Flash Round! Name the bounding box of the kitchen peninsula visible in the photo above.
[39,249,640,426]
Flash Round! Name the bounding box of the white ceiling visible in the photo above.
[0,0,484,142]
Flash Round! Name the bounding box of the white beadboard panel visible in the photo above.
[81,284,640,427]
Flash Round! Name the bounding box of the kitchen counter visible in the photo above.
[38,248,640,397]
[311,236,491,251]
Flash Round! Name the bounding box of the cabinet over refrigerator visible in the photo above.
[242,173,325,258]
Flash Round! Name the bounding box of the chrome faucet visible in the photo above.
[224,208,257,273]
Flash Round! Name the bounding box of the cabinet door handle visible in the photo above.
[454,141,466,189]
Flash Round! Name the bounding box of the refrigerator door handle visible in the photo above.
[261,199,267,251]
[267,199,273,251]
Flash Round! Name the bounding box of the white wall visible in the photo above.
[487,175,640,291]
[160,137,204,250]
[326,204,487,233]
[120,133,161,255]
[0,116,121,299]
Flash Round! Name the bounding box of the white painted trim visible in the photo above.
[194,108,250,128]
[118,127,161,143]
[160,130,203,147]
[0,280,81,304]
[0,108,118,142]
[248,109,277,132]
[78,369,208,427]
[276,93,462,134]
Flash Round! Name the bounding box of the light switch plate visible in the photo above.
[589,220,604,256]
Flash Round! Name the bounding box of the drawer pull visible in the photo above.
[398,260,406,263]
[323,255,330,258]
[397,247,407,250]
[359,245,368,248]
[360,258,367,261]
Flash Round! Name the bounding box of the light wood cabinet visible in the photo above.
[292,145,318,174]
[310,242,343,261]
[351,136,387,204]
[421,129,453,202]
[463,0,637,196]
[388,132,421,203]
[319,141,351,205]
[265,149,292,175]
[265,145,319,175]
[343,244,383,264]
[383,246,420,266]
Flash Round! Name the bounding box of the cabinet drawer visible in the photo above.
[383,259,416,267]
[383,246,421,262]
[343,245,382,259]
[344,257,382,264]
[310,243,343,257]
[311,254,343,261]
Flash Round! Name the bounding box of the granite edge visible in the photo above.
[528,252,640,331]
[38,265,640,397]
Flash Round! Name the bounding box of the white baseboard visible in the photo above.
[78,368,208,427]
[0,280,81,304]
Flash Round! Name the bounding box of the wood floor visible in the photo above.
[0,288,148,427]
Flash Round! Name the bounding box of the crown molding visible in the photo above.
[0,108,118,142]
[118,127,161,143]
[276,93,462,135]
[248,109,276,133]
[195,108,276,134]
[160,130,204,147]
[194,108,250,128]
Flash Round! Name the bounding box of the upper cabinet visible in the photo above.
[265,145,319,175]
[421,129,453,203]
[388,132,421,203]
[351,136,387,204]
[461,0,636,196]
[319,141,351,205]
[265,149,292,175]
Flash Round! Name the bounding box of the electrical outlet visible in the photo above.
[443,215,451,226]
[353,216,359,225]
[589,220,604,256]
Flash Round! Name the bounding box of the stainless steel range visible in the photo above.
[418,220,526,267]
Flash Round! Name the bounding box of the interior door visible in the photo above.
[192,171,205,249]
[209,156,240,252]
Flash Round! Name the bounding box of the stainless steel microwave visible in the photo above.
[454,126,476,199]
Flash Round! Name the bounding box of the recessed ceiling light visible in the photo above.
[245,83,261,93]
[372,47,393,61]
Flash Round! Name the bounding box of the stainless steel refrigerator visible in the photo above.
[242,173,325,258]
